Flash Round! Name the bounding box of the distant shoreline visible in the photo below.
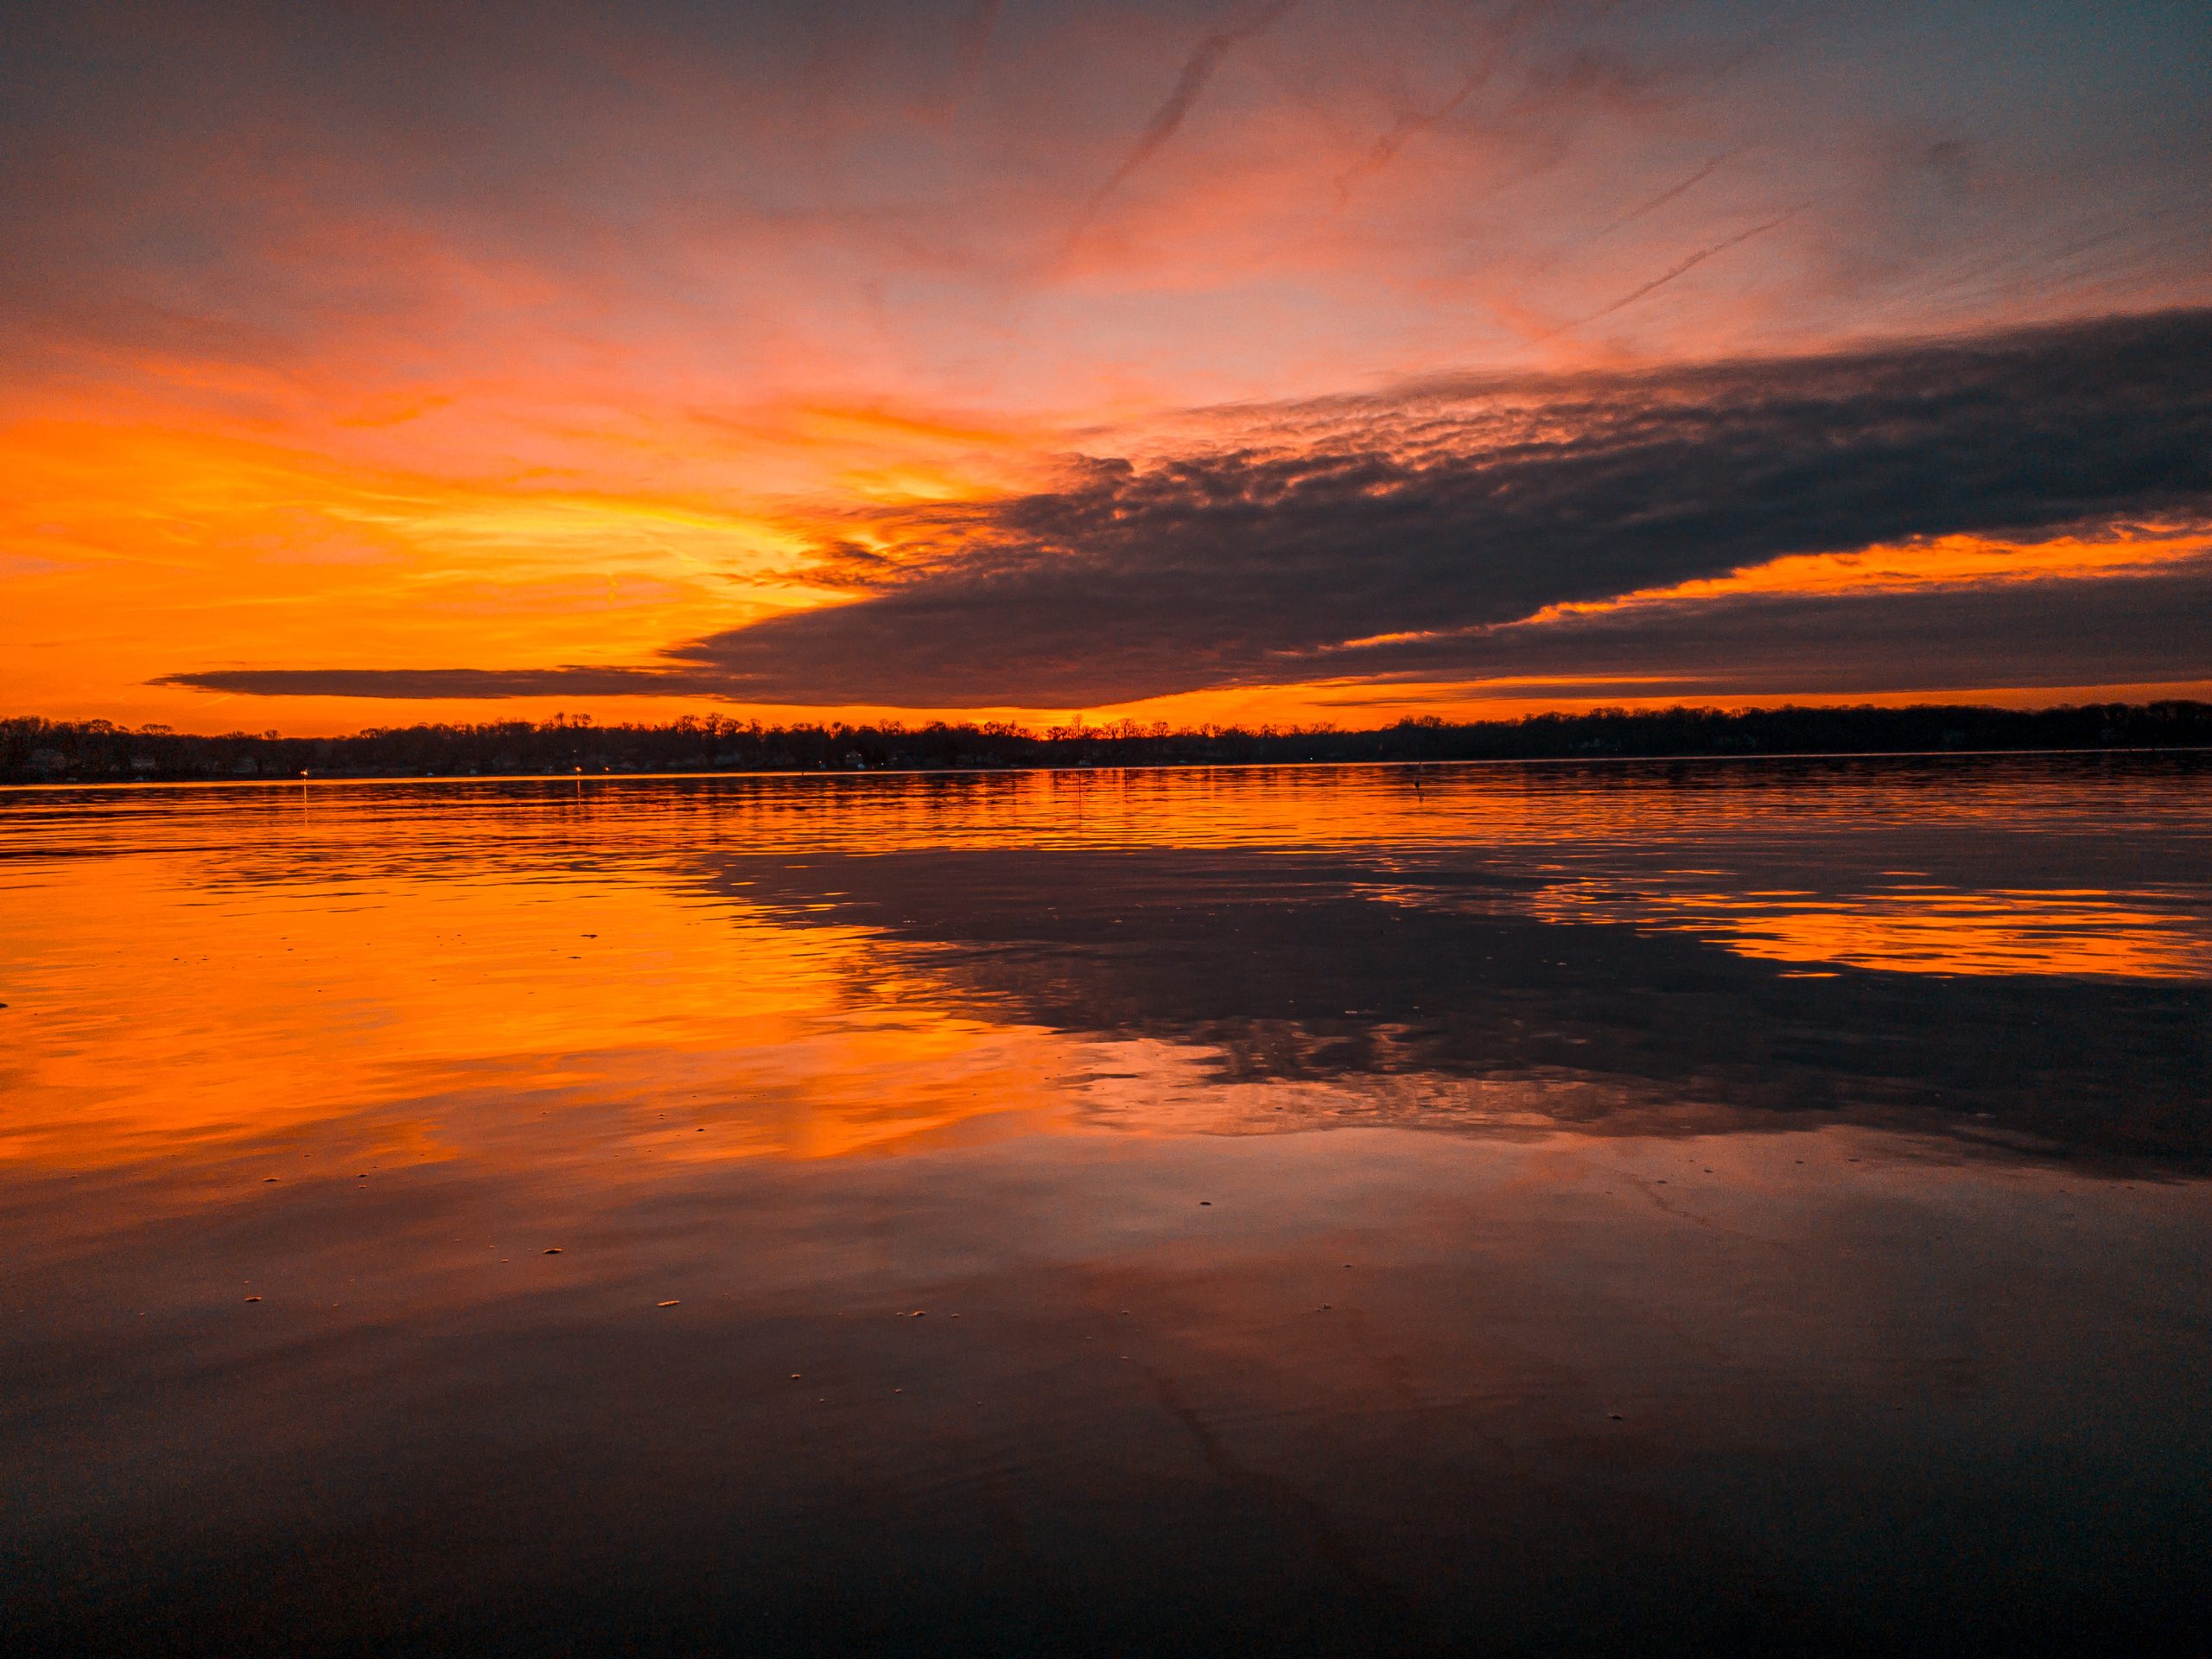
[4,745,2212,795]
[5,702,2209,786]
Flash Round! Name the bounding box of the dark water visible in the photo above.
[3,756,2208,1656]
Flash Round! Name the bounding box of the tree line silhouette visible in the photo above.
[3,702,2208,784]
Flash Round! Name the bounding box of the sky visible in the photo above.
[4,0,2209,734]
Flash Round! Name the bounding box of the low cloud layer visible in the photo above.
[165,308,2212,709]
[1361,560,2212,699]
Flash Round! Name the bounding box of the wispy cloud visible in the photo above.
[1590,147,1743,239]
[1332,60,1495,199]
[1066,1,1296,245]
[1567,202,1808,328]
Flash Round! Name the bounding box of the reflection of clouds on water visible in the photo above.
[1071,1038,1796,1145]
[722,842,2212,1166]
[0,854,1072,1172]
[1379,877,2212,979]
[4,760,2211,1654]
[1637,887,2212,979]
[4,755,2207,1178]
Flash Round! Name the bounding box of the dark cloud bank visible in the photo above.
[168,309,2212,707]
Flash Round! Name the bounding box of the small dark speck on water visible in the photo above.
[1610,1414,1624,1421]
[543,1248,563,1255]
[244,1296,261,1303]
[1199,1200,1211,1205]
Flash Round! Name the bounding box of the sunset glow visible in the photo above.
[6,2,2209,732]
[8,13,2212,1653]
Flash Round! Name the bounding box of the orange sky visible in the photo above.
[4,2,2209,733]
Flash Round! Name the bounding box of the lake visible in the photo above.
[3,756,2208,1656]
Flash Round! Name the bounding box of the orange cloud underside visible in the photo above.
[1525,530,2212,620]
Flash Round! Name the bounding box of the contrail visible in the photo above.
[1333,0,1550,200]
[1334,65,1489,199]
[1592,148,1742,241]
[1068,1,1296,245]
[1573,203,1806,327]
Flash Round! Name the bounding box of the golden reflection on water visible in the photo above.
[10,753,2209,862]
[1519,882,2212,978]
[0,849,1073,1171]
[1,756,2206,1178]
[4,763,2211,1653]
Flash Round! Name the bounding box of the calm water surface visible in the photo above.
[3,757,2209,1656]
